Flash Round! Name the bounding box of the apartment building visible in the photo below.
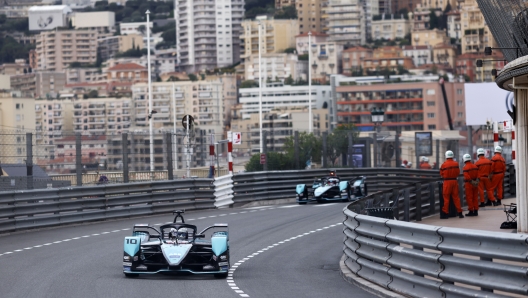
[446,10,461,41]
[175,0,244,73]
[335,81,466,131]
[296,0,324,35]
[327,0,365,45]
[10,72,67,99]
[131,80,226,135]
[98,34,144,61]
[311,41,343,82]
[35,99,73,161]
[230,108,329,154]
[28,5,72,31]
[402,45,432,67]
[412,29,449,46]
[0,90,36,164]
[0,59,31,76]
[371,14,411,40]
[276,0,295,9]
[420,0,455,10]
[106,63,148,84]
[391,0,419,13]
[459,0,496,54]
[72,11,116,34]
[36,30,98,72]
[244,53,305,82]
[66,67,105,84]
[412,4,431,31]
[52,135,108,174]
[240,18,299,60]
[295,31,329,54]
[433,43,457,69]
[120,22,153,36]
[104,55,176,81]
[363,0,380,40]
[237,82,331,121]
[342,46,373,76]
[72,97,132,134]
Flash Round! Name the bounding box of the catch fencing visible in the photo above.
[0,179,215,234]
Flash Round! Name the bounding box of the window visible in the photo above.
[427,101,435,106]
[457,112,464,118]
[457,89,463,95]
[16,114,20,121]
[427,113,435,118]
[16,103,20,109]
[428,124,436,129]
[457,100,463,106]
[427,89,435,95]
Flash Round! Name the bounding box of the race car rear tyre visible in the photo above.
[124,273,139,278]
[214,273,228,278]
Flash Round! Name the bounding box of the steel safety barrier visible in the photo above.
[214,174,234,208]
[0,179,215,234]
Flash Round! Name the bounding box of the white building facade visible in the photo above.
[28,5,72,31]
[175,0,244,73]
[402,45,432,66]
[327,0,365,45]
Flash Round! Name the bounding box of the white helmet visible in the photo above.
[445,150,454,158]
[420,156,427,162]
[424,157,429,162]
[463,154,472,162]
[477,148,485,156]
[494,146,502,153]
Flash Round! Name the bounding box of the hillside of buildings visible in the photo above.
[0,0,510,174]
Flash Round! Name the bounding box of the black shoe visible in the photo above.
[496,200,502,206]
[479,202,486,208]
[493,200,499,206]
[458,212,465,218]
[474,210,478,216]
[485,200,493,206]
[465,211,475,217]
[440,212,449,219]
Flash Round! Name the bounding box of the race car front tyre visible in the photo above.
[124,273,139,278]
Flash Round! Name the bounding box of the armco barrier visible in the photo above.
[231,168,441,206]
[0,179,215,234]
[343,207,528,297]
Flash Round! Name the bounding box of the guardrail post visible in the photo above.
[348,131,353,167]
[322,131,328,168]
[395,127,401,167]
[294,131,300,169]
[415,182,422,221]
[26,132,33,190]
[458,176,466,207]
[428,182,436,215]
[404,188,410,222]
[166,132,174,180]
[373,132,378,167]
[435,139,440,169]
[392,188,399,220]
[122,133,129,183]
[76,133,82,186]
[479,256,494,292]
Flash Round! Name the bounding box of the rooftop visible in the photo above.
[108,63,146,71]
[296,31,329,38]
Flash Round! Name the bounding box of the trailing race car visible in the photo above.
[296,171,367,204]
[123,210,229,278]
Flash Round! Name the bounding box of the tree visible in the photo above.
[188,74,198,81]
[283,132,322,169]
[240,80,258,88]
[284,47,296,54]
[284,75,294,85]
[245,152,293,172]
[161,27,176,43]
[138,25,146,35]
[274,6,297,19]
[298,54,308,61]
[327,124,358,166]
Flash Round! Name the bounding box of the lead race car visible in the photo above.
[295,170,367,204]
[123,210,229,278]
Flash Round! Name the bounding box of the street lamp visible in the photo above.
[257,18,264,153]
[371,107,385,132]
[146,10,154,175]
[308,31,312,133]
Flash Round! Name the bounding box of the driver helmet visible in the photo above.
[170,228,188,240]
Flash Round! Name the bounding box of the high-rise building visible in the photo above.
[459,0,496,54]
[277,0,296,9]
[35,30,98,72]
[296,0,324,35]
[11,72,67,99]
[240,18,299,60]
[175,0,244,73]
[327,0,365,45]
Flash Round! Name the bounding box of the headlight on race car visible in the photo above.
[219,255,227,260]
[218,261,229,266]
[123,256,130,261]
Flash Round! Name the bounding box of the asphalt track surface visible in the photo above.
[0,202,376,298]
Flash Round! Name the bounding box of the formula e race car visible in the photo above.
[295,171,367,204]
[123,210,229,278]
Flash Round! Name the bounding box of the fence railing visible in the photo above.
[0,179,215,234]
[342,164,519,297]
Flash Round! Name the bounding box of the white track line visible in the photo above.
[313,203,338,207]
[227,222,343,297]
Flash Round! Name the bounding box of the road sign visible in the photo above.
[182,115,194,129]
[503,120,512,132]
[260,153,266,165]
[233,132,241,145]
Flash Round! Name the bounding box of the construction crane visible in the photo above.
[439,78,454,130]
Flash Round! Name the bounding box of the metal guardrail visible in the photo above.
[0,179,215,234]
[214,174,234,208]
[342,164,520,297]
[343,208,528,297]
[231,168,442,206]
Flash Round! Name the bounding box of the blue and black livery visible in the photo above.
[123,210,230,278]
[296,170,368,204]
